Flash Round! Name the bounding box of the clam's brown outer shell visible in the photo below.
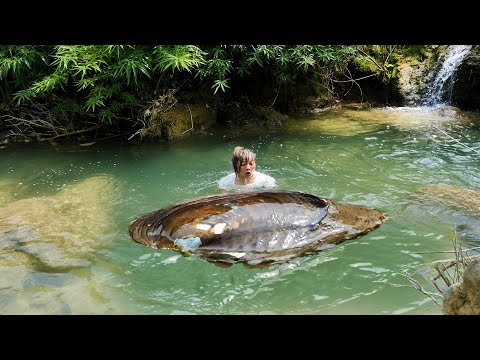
[128,191,387,266]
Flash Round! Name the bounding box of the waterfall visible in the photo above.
[423,45,472,106]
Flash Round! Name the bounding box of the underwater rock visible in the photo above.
[417,184,480,215]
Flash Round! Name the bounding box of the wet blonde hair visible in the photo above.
[232,146,256,175]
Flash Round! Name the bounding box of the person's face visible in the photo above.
[238,157,256,178]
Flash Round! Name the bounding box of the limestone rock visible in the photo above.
[442,258,480,315]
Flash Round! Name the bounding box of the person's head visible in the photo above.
[232,146,256,179]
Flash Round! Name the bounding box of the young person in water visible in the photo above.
[218,146,276,191]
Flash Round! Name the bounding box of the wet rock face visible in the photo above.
[128,191,387,267]
[442,258,480,315]
[397,61,428,106]
[451,45,480,110]
[395,45,480,110]
[219,105,287,126]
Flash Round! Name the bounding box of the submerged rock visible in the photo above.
[129,191,387,267]
[417,184,480,216]
[0,174,122,314]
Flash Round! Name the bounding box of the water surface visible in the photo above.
[1,104,480,314]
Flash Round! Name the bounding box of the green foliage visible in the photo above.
[52,45,108,74]
[195,45,361,91]
[0,44,428,137]
[1,45,157,122]
[212,78,230,94]
[111,47,152,85]
[154,45,205,73]
[11,88,35,104]
[52,99,83,114]
[0,46,49,81]
[29,71,69,93]
[98,108,115,123]
[353,45,401,82]
[397,45,433,60]
[0,45,51,97]
[0,45,366,114]
[84,85,106,112]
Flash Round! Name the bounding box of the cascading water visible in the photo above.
[423,45,472,106]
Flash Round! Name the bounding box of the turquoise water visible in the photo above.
[1,104,480,314]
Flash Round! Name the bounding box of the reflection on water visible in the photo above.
[1,105,480,314]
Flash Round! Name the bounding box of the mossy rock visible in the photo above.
[150,102,216,141]
[224,105,287,126]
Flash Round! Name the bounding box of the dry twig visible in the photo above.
[181,103,194,135]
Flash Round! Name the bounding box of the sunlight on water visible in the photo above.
[1,105,480,314]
